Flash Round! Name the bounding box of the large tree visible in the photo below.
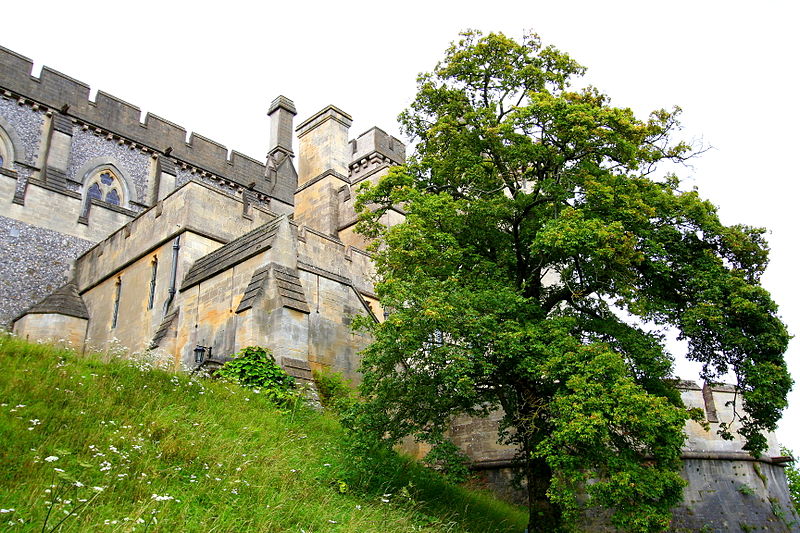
[352,31,791,532]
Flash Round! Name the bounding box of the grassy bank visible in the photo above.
[0,335,526,532]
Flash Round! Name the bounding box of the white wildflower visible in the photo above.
[44,456,59,462]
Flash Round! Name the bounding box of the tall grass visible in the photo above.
[0,335,526,532]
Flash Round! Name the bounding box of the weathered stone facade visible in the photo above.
[1,45,796,531]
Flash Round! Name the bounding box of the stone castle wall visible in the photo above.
[0,216,93,325]
[0,47,297,326]
[0,46,283,203]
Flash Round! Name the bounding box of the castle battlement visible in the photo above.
[349,127,405,183]
[0,46,276,200]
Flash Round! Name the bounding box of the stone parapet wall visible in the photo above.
[0,46,287,204]
[72,181,274,293]
[680,381,783,458]
[348,126,405,183]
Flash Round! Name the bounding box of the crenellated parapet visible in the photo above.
[348,127,405,184]
[0,46,290,206]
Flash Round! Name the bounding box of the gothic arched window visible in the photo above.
[0,128,11,169]
[0,119,25,170]
[84,169,125,207]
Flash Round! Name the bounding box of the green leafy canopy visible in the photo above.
[351,30,792,532]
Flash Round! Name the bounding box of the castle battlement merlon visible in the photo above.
[348,128,405,186]
[0,46,282,203]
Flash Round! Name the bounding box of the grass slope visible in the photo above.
[0,336,526,532]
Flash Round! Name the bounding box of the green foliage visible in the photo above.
[353,29,791,533]
[737,484,756,496]
[313,367,356,412]
[783,448,800,512]
[216,346,296,404]
[422,437,473,484]
[0,335,527,532]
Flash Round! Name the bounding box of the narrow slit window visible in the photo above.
[112,277,121,329]
[148,257,158,310]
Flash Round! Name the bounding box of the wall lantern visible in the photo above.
[193,344,213,364]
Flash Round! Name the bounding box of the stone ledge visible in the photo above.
[296,105,353,138]
[295,169,350,194]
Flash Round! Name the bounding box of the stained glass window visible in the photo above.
[0,155,4,167]
[85,168,125,208]
[106,189,120,205]
[87,183,102,201]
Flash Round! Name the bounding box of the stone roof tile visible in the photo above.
[180,217,281,291]
[150,308,179,349]
[20,283,89,320]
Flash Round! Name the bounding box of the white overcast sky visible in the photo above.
[4,1,798,451]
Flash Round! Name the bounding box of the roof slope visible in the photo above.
[20,283,89,320]
[180,217,282,291]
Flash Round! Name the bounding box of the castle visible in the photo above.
[1,45,796,531]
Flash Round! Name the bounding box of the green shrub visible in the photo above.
[423,437,473,484]
[312,367,355,411]
[216,346,296,404]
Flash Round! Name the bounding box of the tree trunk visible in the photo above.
[526,455,560,532]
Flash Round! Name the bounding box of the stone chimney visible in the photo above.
[267,95,296,157]
[293,105,352,237]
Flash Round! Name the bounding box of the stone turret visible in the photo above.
[265,96,298,211]
[294,105,352,237]
[267,95,296,158]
